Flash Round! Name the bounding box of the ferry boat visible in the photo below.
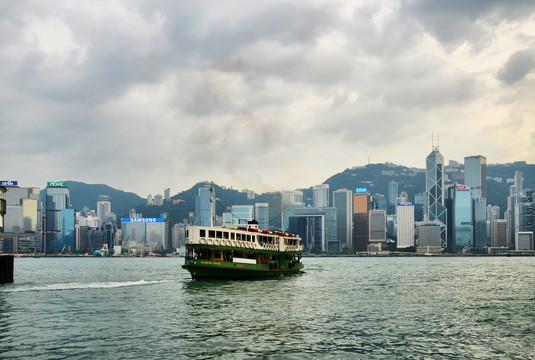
[182,220,304,279]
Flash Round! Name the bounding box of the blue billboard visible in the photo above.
[121,218,165,223]
[356,188,367,193]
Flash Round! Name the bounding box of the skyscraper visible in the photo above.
[353,190,370,251]
[426,147,447,247]
[313,184,329,208]
[164,188,170,201]
[45,182,72,252]
[473,198,488,251]
[195,185,214,226]
[255,203,269,230]
[97,195,111,226]
[464,155,487,199]
[369,210,386,247]
[388,180,399,206]
[333,188,353,251]
[397,203,414,248]
[515,190,535,249]
[491,219,507,248]
[451,185,472,252]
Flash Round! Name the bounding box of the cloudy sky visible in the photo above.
[2,1,535,196]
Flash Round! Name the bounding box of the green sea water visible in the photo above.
[0,256,533,359]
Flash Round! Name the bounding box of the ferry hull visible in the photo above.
[182,262,304,280]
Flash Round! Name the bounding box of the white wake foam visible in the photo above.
[2,279,171,292]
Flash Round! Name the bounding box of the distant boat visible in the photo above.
[182,221,304,280]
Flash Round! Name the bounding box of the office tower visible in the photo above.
[473,198,488,251]
[491,219,507,247]
[514,171,524,194]
[353,190,370,251]
[369,210,386,248]
[313,184,330,208]
[414,193,425,205]
[195,185,214,226]
[397,203,414,248]
[3,185,40,233]
[333,188,353,251]
[97,195,111,226]
[426,147,447,247]
[0,186,6,245]
[45,182,73,252]
[416,222,442,254]
[281,190,303,205]
[464,155,487,199]
[388,180,399,206]
[516,232,534,251]
[515,190,535,249]
[153,194,163,206]
[373,194,387,211]
[164,188,170,201]
[487,205,500,221]
[231,205,254,225]
[288,207,337,252]
[121,217,168,253]
[255,203,269,230]
[147,194,153,206]
[450,185,473,252]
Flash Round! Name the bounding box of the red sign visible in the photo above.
[456,185,466,190]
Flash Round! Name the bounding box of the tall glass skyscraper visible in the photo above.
[333,188,353,251]
[254,203,269,230]
[396,203,414,248]
[313,184,329,208]
[388,180,399,206]
[473,198,488,251]
[426,148,447,247]
[451,185,472,252]
[195,185,214,226]
[45,182,72,252]
[464,155,487,199]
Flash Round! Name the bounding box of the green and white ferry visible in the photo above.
[182,220,304,279]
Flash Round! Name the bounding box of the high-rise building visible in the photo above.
[3,185,40,233]
[473,197,488,251]
[153,194,163,206]
[464,155,487,199]
[333,188,353,251]
[487,205,500,221]
[426,147,447,247]
[353,190,370,251]
[288,207,337,252]
[515,190,535,249]
[45,182,73,252]
[281,190,303,205]
[514,171,524,194]
[97,195,111,226]
[450,185,472,252]
[369,210,386,247]
[388,180,399,206]
[231,205,254,225]
[0,185,6,246]
[147,194,153,206]
[164,188,170,201]
[195,185,214,226]
[491,219,507,248]
[255,203,269,230]
[313,184,330,208]
[397,203,414,248]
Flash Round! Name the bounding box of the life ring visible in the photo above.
[207,238,213,245]
[200,238,206,245]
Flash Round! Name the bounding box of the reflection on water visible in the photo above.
[0,257,533,359]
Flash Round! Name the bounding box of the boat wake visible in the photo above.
[2,279,171,292]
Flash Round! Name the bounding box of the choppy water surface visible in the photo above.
[0,257,533,359]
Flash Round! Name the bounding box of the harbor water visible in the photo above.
[0,256,533,359]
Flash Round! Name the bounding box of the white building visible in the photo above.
[397,203,414,248]
[313,184,329,208]
[97,195,111,226]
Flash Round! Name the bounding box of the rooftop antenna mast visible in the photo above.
[432,130,440,151]
[210,182,214,227]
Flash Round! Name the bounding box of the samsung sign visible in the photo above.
[47,182,67,187]
[397,203,414,206]
[356,187,367,193]
[122,218,165,223]
[0,180,18,186]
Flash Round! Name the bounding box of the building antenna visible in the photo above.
[432,130,439,151]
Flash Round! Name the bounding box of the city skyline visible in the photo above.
[2,1,535,196]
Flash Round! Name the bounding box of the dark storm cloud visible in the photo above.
[497,49,535,84]
[402,0,535,48]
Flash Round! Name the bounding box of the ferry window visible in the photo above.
[247,235,251,242]
[186,230,189,238]
[209,230,215,238]
[223,232,229,239]
[231,233,235,240]
[252,235,255,242]
[199,229,206,237]
[214,250,223,261]
[236,233,241,240]
[216,231,222,239]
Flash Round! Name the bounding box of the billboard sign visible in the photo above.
[122,218,165,223]
[475,198,486,203]
[456,185,466,190]
[356,187,367,193]
[397,203,414,206]
[47,182,67,187]
[0,180,18,186]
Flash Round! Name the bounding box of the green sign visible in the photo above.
[47,182,67,187]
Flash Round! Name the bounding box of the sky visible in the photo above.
[2,0,535,197]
